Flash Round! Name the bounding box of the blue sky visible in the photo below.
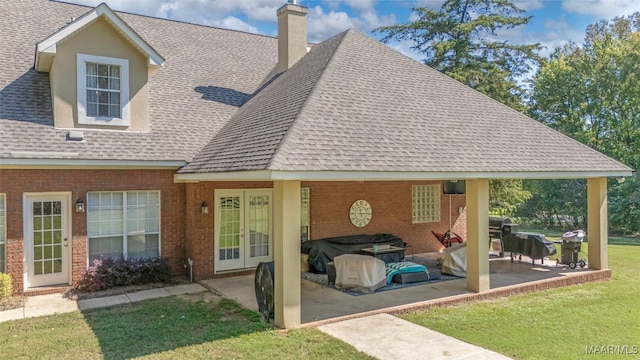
[68,0,640,61]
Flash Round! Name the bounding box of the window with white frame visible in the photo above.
[87,191,159,262]
[412,185,441,223]
[0,194,5,272]
[300,188,310,241]
[77,54,130,126]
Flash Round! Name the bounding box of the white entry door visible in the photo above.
[215,190,273,272]
[24,194,71,287]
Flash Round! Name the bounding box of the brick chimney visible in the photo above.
[277,2,308,73]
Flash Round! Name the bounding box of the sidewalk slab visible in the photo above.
[126,288,170,302]
[165,283,206,296]
[24,294,79,318]
[78,294,129,311]
[0,308,24,322]
[318,313,512,360]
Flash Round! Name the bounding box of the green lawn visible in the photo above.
[0,293,373,360]
[400,242,640,359]
[3,229,638,359]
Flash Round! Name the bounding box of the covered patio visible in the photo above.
[174,4,632,329]
[200,253,611,326]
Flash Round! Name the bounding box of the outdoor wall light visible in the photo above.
[201,201,209,215]
[76,198,85,213]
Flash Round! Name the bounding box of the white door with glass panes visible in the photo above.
[215,190,272,272]
[24,194,70,287]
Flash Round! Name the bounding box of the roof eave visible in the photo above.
[173,169,634,182]
[1,158,186,169]
[34,2,164,72]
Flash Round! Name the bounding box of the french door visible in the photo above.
[24,194,71,287]
[215,190,272,272]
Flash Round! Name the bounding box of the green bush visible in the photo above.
[0,272,13,302]
[73,256,172,292]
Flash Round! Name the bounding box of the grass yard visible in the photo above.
[0,292,373,360]
[401,239,640,359]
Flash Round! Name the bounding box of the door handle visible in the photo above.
[63,238,69,247]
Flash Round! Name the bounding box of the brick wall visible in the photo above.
[2,170,468,292]
[0,169,185,294]
[303,181,467,254]
[187,180,467,280]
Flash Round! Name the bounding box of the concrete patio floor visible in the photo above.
[199,253,609,327]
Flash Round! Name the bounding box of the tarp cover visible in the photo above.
[502,232,557,259]
[301,233,403,273]
[334,254,386,293]
[440,242,467,277]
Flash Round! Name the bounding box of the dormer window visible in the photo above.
[77,54,130,126]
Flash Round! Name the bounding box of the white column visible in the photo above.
[587,177,608,270]
[466,179,490,292]
[273,180,301,328]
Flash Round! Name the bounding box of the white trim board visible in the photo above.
[35,3,164,72]
[174,169,633,182]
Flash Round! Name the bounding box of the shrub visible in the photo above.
[0,272,13,302]
[74,257,172,292]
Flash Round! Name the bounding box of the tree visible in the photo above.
[489,179,531,217]
[374,0,541,110]
[529,13,640,234]
[517,179,587,229]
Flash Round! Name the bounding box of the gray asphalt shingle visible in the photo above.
[1,1,632,175]
[1,0,277,163]
[182,29,631,174]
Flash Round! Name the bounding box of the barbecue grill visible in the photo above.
[489,217,518,256]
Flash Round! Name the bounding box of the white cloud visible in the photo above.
[413,0,446,9]
[561,0,640,19]
[513,0,545,11]
[68,0,281,28]
[307,6,357,42]
[345,0,377,11]
[212,16,260,33]
[306,4,395,42]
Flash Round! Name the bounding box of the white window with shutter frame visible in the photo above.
[77,54,130,126]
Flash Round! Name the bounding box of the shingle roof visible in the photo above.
[1,1,632,176]
[181,29,631,174]
[0,0,277,163]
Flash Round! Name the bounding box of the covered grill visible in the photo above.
[489,217,518,256]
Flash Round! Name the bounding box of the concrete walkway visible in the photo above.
[1,283,511,360]
[0,283,207,323]
[319,313,512,360]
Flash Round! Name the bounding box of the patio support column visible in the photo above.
[466,179,490,292]
[273,180,301,328]
[587,177,608,270]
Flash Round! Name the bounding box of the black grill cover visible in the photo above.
[301,233,404,273]
[502,233,557,259]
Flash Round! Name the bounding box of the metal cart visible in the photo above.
[560,230,586,269]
